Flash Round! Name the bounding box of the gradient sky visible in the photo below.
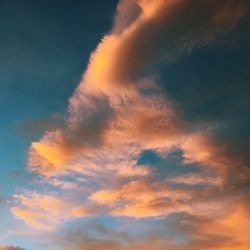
[0,1,250,250]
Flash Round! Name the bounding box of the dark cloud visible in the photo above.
[56,222,171,250]
[113,0,141,34]
[17,115,63,140]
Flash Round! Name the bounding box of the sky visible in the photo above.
[0,0,250,250]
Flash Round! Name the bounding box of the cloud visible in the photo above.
[90,179,190,218]
[11,191,96,231]
[27,90,183,177]
[81,0,247,88]
[180,132,250,191]
[54,221,173,250]
[11,192,66,231]
[175,196,250,250]
[10,1,250,250]
[26,0,250,179]
[17,115,62,140]
[49,197,250,250]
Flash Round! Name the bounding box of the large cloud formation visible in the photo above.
[11,0,250,249]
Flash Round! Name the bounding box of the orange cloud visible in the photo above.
[205,202,250,250]
[90,180,191,218]
[11,192,95,231]
[27,131,72,176]
[11,207,51,231]
[12,3,250,250]
[189,201,250,250]
[56,197,250,249]
[26,0,250,181]
[26,0,249,180]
